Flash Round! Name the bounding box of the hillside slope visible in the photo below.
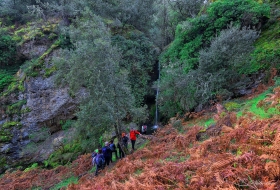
[0,85,279,190]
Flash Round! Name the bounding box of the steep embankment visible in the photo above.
[1,86,279,190]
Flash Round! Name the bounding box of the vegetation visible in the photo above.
[0,85,279,189]
[0,69,14,92]
[54,10,147,151]
[0,31,17,66]
[158,0,274,118]
[0,0,280,188]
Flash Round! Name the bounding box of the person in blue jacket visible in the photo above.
[102,141,112,166]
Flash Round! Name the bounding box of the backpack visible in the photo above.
[109,143,116,151]
[102,146,111,158]
[91,152,97,158]
[95,154,105,167]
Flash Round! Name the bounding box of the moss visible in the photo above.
[21,107,32,114]
[0,135,12,142]
[48,33,57,40]
[0,157,7,168]
[1,75,26,97]
[237,89,280,119]
[224,101,242,111]
[24,163,39,172]
[7,100,27,115]
[243,22,280,74]
[23,39,60,78]
[51,176,78,190]
[0,127,12,142]
[3,121,21,129]
[203,118,215,127]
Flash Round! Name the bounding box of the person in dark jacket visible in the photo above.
[122,132,129,149]
[102,141,112,166]
[109,140,118,162]
[129,128,142,150]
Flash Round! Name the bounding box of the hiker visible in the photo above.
[109,140,118,162]
[130,127,142,150]
[94,149,105,176]
[141,124,147,135]
[117,141,125,159]
[102,141,112,166]
[122,132,129,149]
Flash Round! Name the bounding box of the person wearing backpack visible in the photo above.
[94,149,105,176]
[121,133,129,149]
[109,140,118,162]
[102,142,112,166]
[129,127,142,151]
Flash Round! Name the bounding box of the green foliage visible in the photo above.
[159,26,259,116]
[111,32,156,106]
[61,120,73,130]
[1,79,26,97]
[224,102,242,112]
[162,0,270,71]
[0,157,7,169]
[45,140,82,168]
[0,70,14,92]
[44,66,57,77]
[249,92,280,118]
[0,135,12,143]
[89,0,156,32]
[24,163,39,172]
[204,119,215,128]
[20,39,60,77]
[3,121,21,129]
[54,10,147,151]
[236,89,280,118]
[51,176,78,190]
[0,31,17,66]
[6,100,27,115]
[247,22,280,74]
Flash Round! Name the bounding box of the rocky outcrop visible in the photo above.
[0,73,80,172]
[21,75,77,133]
[0,43,82,173]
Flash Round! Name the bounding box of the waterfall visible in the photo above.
[154,61,160,129]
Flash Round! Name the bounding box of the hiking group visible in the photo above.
[92,127,143,176]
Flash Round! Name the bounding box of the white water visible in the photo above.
[154,61,160,130]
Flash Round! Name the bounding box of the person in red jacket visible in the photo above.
[130,127,142,150]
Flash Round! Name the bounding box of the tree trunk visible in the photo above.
[114,122,129,155]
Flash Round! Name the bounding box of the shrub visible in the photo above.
[159,26,259,116]
[162,0,270,72]
[0,33,17,66]
[0,70,13,92]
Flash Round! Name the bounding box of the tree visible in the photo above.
[54,9,147,151]
[158,26,259,117]
[0,30,16,66]
[111,32,156,107]
[167,0,205,19]
[162,0,270,72]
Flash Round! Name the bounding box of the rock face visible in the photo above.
[21,76,77,134]
[0,45,80,173]
[0,74,79,173]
